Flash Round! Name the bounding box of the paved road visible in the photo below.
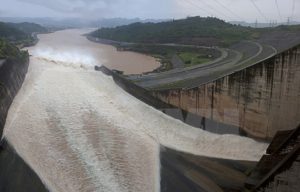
[127,47,228,81]
[130,41,277,90]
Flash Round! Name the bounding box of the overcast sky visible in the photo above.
[1,0,299,22]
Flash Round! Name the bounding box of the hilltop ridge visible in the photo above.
[91,17,255,46]
[91,16,300,47]
[0,22,48,47]
[6,22,48,35]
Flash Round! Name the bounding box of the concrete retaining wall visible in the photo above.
[152,46,300,140]
[0,57,48,191]
[0,58,29,137]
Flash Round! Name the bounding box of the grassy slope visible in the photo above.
[118,44,220,71]
[178,52,212,67]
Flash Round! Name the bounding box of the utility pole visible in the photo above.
[255,19,258,28]
[271,20,276,27]
[287,17,290,25]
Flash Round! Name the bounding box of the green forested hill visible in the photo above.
[0,39,28,61]
[0,22,29,42]
[91,17,254,46]
[0,22,48,47]
[0,22,44,60]
[91,16,300,47]
[7,22,48,34]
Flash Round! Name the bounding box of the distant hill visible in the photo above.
[90,18,168,28]
[0,22,45,61]
[0,22,29,42]
[0,17,168,28]
[0,22,48,46]
[90,16,300,47]
[7,22,48,34]
[230,21,300,28]
[90,17,255,46]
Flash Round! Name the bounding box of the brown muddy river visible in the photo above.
[35,29,160,74]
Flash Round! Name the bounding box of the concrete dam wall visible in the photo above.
[98,66,212,131]
[0,58,29,137]
[0,58,48,192]
[152,45,300,140]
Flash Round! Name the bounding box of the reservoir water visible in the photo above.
[31,29,161,74]
[3,29,267,192]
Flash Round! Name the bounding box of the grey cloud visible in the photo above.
[16,0,122,17]
[2,0,300,22]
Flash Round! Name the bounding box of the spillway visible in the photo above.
[3,29,267,192]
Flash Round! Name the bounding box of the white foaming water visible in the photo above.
[34,48,98,70]
[3,29,267,192]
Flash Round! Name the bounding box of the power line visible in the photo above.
[275,0,282,21]
[249,0,268,22]
[211,0,244,21]
[195,0,232,20]
[184,0,213,16]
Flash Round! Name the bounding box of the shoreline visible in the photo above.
[86,35,167,74]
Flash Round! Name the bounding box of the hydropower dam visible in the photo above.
[2,28,298,191]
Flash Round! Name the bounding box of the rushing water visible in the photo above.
[3,29,267,192]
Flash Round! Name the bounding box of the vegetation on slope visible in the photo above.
[0,22,45,61]
[7,22,48,34]
[0,22,29,43]
[0,39,28,62]
[0,22,48,47]
[178,52,212,67]
[90,16,300,73]
[91,17,255,46]
[91,16,300,47]
[118,44,220,72]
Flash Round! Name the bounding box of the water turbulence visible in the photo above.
[3,29,267,192]
[34,48,98,70]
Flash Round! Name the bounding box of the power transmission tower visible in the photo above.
[292,0,296,21]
